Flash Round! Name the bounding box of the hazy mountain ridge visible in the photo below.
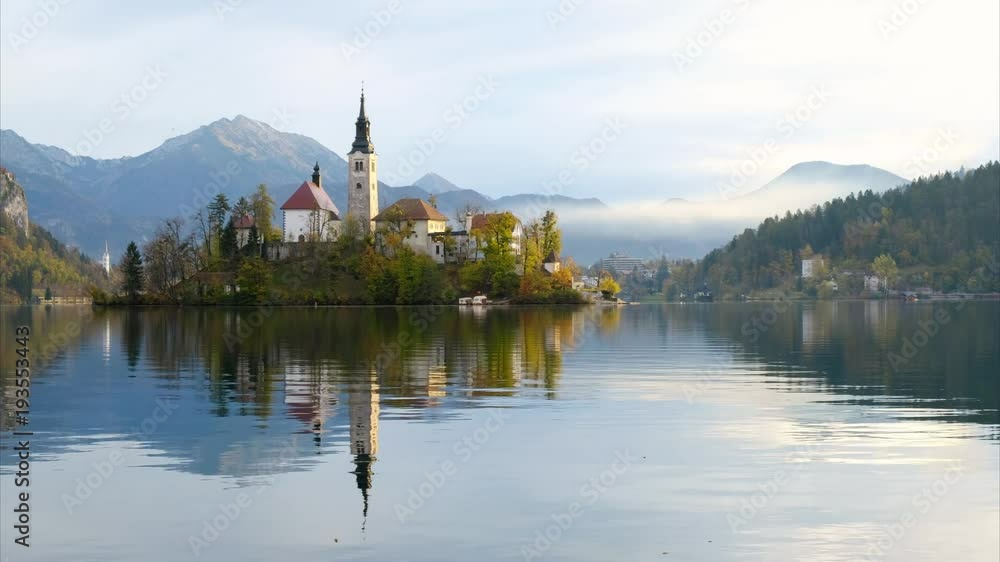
[0,116,606,255]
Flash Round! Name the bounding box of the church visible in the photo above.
[280,89,381,242]
[279,90,523,262]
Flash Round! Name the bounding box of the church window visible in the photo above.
[356,182,362,190]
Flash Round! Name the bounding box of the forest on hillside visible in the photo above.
[0,216,109,303]
[669,162,1000,298]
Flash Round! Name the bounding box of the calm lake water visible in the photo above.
[1,302,997,562]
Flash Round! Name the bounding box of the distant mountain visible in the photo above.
[739,161,908,205]
[684,162,999,296]
[414,172,463,194]
[1,117,606,256]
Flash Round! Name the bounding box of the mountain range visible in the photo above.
[0,116,911,263]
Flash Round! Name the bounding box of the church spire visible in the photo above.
[312,162,321,187]
[351,86,374,154]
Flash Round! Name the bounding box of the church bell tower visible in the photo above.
[347,87,378,232]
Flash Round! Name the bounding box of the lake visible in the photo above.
[1,302,997,561]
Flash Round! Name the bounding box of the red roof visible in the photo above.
[233,215,255,229]
[280,181,340,217]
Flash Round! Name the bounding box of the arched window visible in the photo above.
[298,235,305,243]
[356,182,362,190]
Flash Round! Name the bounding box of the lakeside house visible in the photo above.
[373,198,449,257]
[801,258,823,278]
[234,214,255,247]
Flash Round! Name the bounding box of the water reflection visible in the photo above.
[0,303,997,561]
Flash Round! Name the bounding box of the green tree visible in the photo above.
[208,193,230,244]
[541,210,561,259]
[250,184,278,242]
[236,257,272,304]
[44,286,52,300]
[120,241,144,304]
[220,218,238,263]
[872,254,899,293]
[477,212,519,297]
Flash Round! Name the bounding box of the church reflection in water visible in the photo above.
[0,305,627,530]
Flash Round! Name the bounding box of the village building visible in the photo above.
[543,250,561,274]
[373,198,449,256]
[233,214,255,247]
[463,212,523,260]
[280,163,341,242]
[801,258,823,278]
[601,252,650,278]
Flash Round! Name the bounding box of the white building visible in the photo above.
[461,212,523,262]
[864,274,882,292]
[801,258,823,279]
[233,214,255,248]
[280,164,341,242]
[101,241,111,275]
[347,90,379,233]
[373,198,449,256]
[601,253,647,277]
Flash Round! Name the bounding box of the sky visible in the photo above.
[1,0,998,202]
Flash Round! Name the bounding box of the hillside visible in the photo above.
[0,168,109,303]
[676,162,999,297]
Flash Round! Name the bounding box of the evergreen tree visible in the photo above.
[220,218,238,263]
[120,241,144,304]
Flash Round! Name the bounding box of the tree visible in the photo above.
[236,257,272,304]
[374,205,415,256]
[220,218,238,263]
[44,286,52,300]
[872,254,899,293]
[477,212,519,297]
[250,184,278,242]
[522,219,543,272]
[541,210,562,259]
[208,194,231,232]
[144,218,198,298]
[245,224,261,257]
[599,273,621,300]
[120,241,144,304]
